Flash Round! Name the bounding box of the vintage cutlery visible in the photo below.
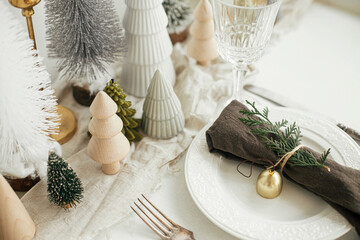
[131,194,195,240]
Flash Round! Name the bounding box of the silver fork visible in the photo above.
[131,194,196,240]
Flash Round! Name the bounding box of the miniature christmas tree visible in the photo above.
[88,91,130,175]
[104,80,142,142]
[0,174,36,239]
[142,70,185,139]
[121,0,175,97]
[45,0,126,95]
[162,0,192,44]
[187,0,218,66]
[0,2,58,180]
[47,152,84,209]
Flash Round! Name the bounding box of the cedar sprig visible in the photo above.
[239,100,330,169]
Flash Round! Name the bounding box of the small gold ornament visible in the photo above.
[256,169,283,199]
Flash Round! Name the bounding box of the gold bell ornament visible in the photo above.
[256,169,283,199]
[255,145,305,199]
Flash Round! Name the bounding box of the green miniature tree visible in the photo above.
[47,152,83,209]
[104,79,143,142]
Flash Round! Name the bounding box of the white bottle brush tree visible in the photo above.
[121,0,175,97]
[45,0,126,93]
[0,2,58,179]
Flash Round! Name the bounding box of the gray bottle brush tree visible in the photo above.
[45,0,126,89]
[162,0,193,34]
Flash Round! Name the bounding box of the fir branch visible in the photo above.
[239,100,330,169]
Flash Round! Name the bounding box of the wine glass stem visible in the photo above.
[232,65,247,101]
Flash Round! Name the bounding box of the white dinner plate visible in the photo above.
[185,107,360,240]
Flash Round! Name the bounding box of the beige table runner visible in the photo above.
[21,43,249,240]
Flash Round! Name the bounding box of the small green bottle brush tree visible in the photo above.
[47,152,83,209]
[104,80,143,142]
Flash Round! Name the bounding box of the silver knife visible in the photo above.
[244,84,360,145]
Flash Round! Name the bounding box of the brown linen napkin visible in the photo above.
[206,100,360,234]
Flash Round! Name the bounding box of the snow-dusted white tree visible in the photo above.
[121,0,176,98]
[45,0,126,92]
[0,2,59,179]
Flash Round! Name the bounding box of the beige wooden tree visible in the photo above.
[87,91,130,175]
[187,0,218,66]
[0,174,35,240]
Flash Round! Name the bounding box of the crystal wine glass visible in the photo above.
[212,0,282,101]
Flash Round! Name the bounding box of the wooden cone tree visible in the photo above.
[0,174,35,240]
[87,91,130,175]
[187,0,218,66]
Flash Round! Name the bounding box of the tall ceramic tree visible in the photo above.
[45,0,126,105]
[121,0,176,98]
[0,2,58,181]
[187,0,218,66]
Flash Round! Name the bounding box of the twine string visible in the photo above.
[267,145,304,172]
[237,144,330,177]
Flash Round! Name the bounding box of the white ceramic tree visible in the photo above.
[88,91,130,175]
[0,174,36,240]
[121,0,176,97]
[187,0,218,66]
[142,70,185,139]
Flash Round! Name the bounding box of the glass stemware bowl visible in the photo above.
[212,0,282,101]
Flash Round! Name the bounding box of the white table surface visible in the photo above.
[10,1,360,239]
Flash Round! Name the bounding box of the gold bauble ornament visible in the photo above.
[256,170,283,199]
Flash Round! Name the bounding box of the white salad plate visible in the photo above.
[185,107,360,240]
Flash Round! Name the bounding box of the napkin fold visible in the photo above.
[206,100,360,234]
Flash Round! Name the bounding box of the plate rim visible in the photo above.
[185,107,358,240]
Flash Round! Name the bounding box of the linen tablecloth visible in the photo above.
[21,43,255,240]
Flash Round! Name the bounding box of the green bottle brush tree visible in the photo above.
[47,152,84,209]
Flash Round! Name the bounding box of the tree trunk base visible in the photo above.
[102,162,120,175]
[169,29,189,45]
[72,85,97,106]
[5,175,40,192]
[197,60,211,66]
